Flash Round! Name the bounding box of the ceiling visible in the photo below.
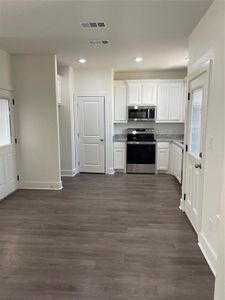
[0,0,213,71]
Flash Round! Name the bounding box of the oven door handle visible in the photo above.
[127,141,156,145]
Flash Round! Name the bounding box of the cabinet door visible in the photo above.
[175,146,183,183]
[173,146,179,178]
[114,142,126,170]
[157,84,169,121]
[157,148,169,171]
[114,83,127,122]
[168,83,183,121]
[169,143,175,175]
[127,83,142,105]
[142,83,157,105]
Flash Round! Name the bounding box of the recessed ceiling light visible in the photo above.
[135,57,143,62]
[78,58,87,64]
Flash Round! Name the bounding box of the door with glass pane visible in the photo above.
[0,91,17,200]
[184,71,208,233]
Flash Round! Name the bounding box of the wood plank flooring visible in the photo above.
[0,174,214,300]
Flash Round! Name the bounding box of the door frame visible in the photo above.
[181,60,211,233]
[74,92,109,174]
[0,89,18,200]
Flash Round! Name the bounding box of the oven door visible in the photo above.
[127,142,156,173]
[128,107,149,121]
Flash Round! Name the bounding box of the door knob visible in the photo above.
[195,163,202,169]
[100,139,104,142]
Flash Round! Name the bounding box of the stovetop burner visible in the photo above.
[127,128,155,142]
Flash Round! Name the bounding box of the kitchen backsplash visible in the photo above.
[114,122,184,135]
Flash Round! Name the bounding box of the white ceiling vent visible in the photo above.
[80,21,107,28]
[88,39,110,45]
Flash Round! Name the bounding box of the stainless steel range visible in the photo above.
[126,128,156,174]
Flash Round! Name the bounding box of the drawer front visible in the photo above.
[114,142,126,149]
[157,142,170,149]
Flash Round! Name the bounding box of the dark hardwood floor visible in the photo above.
[0,174,214,300]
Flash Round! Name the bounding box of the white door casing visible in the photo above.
[78,96,105,173]
[0,91,17,200]
[183,62,210,234]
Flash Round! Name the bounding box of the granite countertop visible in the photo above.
[172,140,184,149]
[156,134,184,149]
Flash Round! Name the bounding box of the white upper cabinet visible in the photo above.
[127,81,142,105]
[114,81,127,123]
[142,82,157,105]
[126,80,157,106]
[157,83,169,121]
[168,83,184,121]
[156,80,184,123]
[116,79,185,123]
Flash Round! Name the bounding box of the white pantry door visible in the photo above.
[0,91,17,200]
[78,96,105,173]
[184,67,209,234]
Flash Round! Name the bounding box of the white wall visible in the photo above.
[58,66,76,176]
[114,69,187,80]
[0,49,13,91]
[73,68,114,174]
[12,54,62,190]
[188,0,224,276]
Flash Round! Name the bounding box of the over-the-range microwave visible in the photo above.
[128,106,156,122]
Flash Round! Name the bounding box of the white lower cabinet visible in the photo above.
[157,141,183,183]
[170,143,183,183]
[114,142,126,172]
[157,142,170,171]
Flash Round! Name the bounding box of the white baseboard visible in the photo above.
[61,168,78,177]
[198,233,217,276]
[179,198,185,211]
[19,181,63,190]
[107,168,115,175]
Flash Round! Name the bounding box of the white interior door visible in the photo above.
[78,96,105,173]
[0,92,17,200]
[184,69,209,233]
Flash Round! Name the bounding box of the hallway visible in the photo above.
[0,174,214,300]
